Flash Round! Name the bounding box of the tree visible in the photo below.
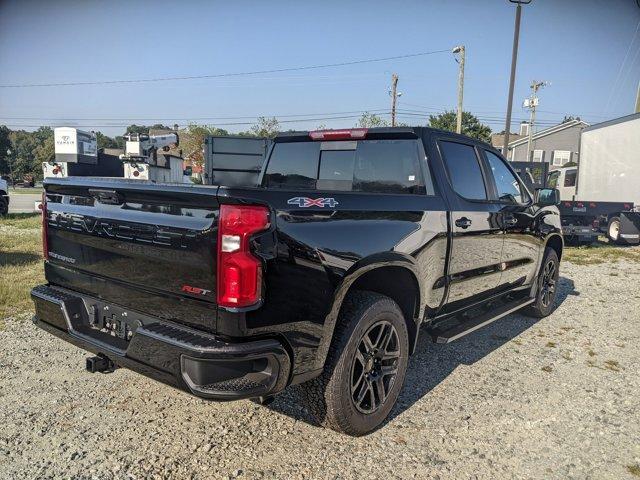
[179,124,229,170]
[96,131,120,150]
[33,134,54,165]
[428,110,491,143]
[356,112,389,128]
[0,126,12,175]
[561,115,581,124]
[247,117,280,138]
[125,124,172,135]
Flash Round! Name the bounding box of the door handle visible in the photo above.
[455,217,472,229]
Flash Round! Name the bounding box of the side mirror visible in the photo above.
[183,166,193,176]
[535,188,560,207]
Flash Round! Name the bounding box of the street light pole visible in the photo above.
[503,0,531,157]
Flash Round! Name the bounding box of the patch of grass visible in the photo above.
[546,341,557,348]
[0,214,44,320]
[541,365,553,373]
[587,349,597,357]
[627,464,640,477]
[7,187,43,195]
[564,243,640,266]
[561,351,572,361]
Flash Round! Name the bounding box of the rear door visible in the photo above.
[434,137,504,310]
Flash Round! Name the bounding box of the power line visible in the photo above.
[2,113,387,129]
[0,108,390,122]
[0,49,451,88]
[603,19,640,113]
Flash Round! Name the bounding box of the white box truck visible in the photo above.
[550,113,640,245]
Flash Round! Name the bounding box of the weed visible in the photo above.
[627,465,640,478]
[546,341,557,348]
[541,366,553,373]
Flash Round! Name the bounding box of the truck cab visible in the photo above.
[547,166,577,201]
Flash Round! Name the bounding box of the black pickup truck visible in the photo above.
[32,127,563,435]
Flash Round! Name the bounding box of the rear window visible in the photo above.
[264,139,432,194]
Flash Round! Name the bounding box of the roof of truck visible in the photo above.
[274,126,492,147]
[582,112,640,133]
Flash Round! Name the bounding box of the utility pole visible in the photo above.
[524,80,548,162]
[390,73,399,127]
[453,46,466,134]
[503,0,532,157]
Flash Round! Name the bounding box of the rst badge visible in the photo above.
[287,197,339,208]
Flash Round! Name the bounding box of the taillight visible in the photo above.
[624,203,632,210]
[217,204,270,308]
[309,128,368,141]
[133,170,140,177]
[41,191,49,260]
[52,167,60,175]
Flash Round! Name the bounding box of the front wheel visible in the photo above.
[523,248,560,318]
[301,291,409,436]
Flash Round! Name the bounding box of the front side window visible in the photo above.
[547,171,559,188]
[485,150,529,204]
[564,169,577,187]
[438,141,487,200]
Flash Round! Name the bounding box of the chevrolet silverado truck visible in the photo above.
[31,127,563,435]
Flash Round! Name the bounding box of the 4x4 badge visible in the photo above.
[287,197,339,208]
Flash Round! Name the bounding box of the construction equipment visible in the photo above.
[46,128,123,179]
[120,132,189,183]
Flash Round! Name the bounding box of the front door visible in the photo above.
[481,148,541,289]
[436,138,504,310]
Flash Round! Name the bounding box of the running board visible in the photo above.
[429,297,534,344]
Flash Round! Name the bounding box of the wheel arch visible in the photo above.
[545,234,564,261]
[314,258,423,372]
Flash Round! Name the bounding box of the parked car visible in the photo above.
[0,177,9,216]
[31,127,563,435]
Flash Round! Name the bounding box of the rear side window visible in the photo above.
[438,141,487,200]
[265,139,432,194]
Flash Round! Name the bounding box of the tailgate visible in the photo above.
[43,178,220,326]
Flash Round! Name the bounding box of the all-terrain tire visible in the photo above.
[300,291,409,436]
[0,196,8,217]
[523,248,560,318]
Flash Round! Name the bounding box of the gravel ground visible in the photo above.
[1,259,639,479]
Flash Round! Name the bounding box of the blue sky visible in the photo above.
[0,0,639,137]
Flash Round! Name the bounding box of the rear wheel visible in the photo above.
[301,291,409,436]
[523,248,560,318]
[0,196,8,216]
[607,216,621,244]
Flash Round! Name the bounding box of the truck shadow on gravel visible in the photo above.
[265,276,577,431]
